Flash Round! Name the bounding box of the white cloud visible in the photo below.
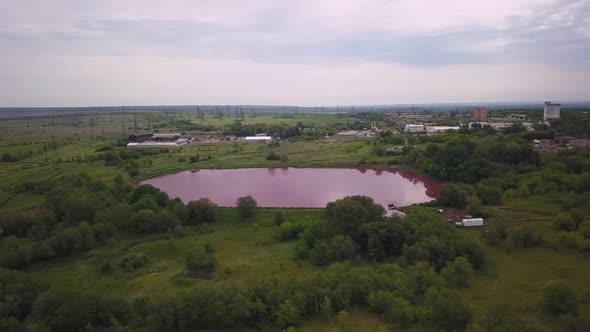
[0,0,588,106]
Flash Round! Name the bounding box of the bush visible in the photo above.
[120,253,148,270]
[266,151,281,160]
[510,225,543,249]
[186,252,216,273]
[542,281,577,315]
[554,216,577,232]
[189,155,200,163]
[127,167,140,177]
[203,242,215,253]
[1,152,18,162]
[430,295,473,331]
[237,195,257,220]
[275,221,309,241]
[101,261,113,273]
[484,220,509,246]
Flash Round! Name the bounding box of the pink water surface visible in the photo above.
[141,167,444,208]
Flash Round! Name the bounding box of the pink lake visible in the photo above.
[141,167,444,208]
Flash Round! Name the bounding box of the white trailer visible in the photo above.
[455,218,484,228]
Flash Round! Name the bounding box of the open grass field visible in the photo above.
[27,209,324,299]
[0,111,359,143]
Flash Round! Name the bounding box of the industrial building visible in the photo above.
[471,107,488,122]
[128,133,153,143]
[244,136,272,141]
[153,133,182,141]
[425,126,460,134]
[127,139,187,148]
[405,124,425,133]
[544,102,561,121]
[127,132,191,148]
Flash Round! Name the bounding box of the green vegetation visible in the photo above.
[2,109,590,331]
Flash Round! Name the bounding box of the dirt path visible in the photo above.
[494,207,557,217]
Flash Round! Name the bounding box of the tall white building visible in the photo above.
[544,102,560,121]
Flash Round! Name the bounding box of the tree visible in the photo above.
[0,268,47,321]
[438,184,469,208]
[441,256,473,288]
[553,216,577,232]
[326,196,384,240]
[466,196,484,217]
[131,196,159,212]
[0,236,33,268]
[186,198,217,225]
[542,281,577,315]
[274,210,286,226]
[237,196,257,220]
[276,300,301,328]
[476,185,503,205]
[309,240,330,265]
[430,295,473,331]
[131,209,159,233]
[328,235,357,261]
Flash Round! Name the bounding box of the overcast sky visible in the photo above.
[1,0,589,107]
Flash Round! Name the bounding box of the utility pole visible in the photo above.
[51,134,57,163]
[121,106,126,137]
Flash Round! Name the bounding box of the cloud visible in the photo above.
[0,0,588,106]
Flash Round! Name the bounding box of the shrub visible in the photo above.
[543,281,577,315]
[203,242,215,253]
[554,216,577,232]
[1,152,18,162]
[186,252,216,273]
[127,167,140,177]
[275,222,309,241]
[484,220,509,246]
[266,151,281,160]
[430,295,473,331]
[120,253,148,270]
[510,225,543,249]
[100,261,113,273]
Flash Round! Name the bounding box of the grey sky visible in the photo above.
[0,0,589,106]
